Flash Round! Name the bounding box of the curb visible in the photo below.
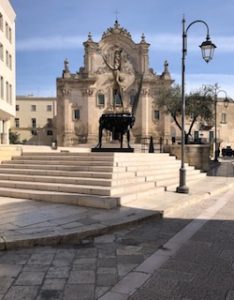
[0,210,162,250]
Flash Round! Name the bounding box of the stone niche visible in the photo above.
[169,144,210,172]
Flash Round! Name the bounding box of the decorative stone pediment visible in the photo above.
[102,20,132,40]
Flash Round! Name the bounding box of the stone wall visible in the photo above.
[169,144,210,172]
[0,145,22,162]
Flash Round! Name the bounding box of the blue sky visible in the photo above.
[11,0,234,98]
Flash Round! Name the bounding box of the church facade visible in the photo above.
[56,20,173,147]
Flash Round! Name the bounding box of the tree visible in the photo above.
[157,84,214,143]
[9,130,20,144]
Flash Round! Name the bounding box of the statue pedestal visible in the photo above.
[91,147,134,153]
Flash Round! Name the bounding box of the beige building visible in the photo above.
[10,96,57,145]
[0,0,16,144]
[169,99,234,149]
[56,20,172,147]
[200,100,234,149]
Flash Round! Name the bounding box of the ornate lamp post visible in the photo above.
[176,17,216,194]
[213,84,233,161]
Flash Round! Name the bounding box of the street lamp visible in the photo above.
[213,84,233,161]
[176,17,216,194]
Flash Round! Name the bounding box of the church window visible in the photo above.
[31,105,36,112]
[15,118,19,128]
[5,81,9,102]
[47,130,53,136]
[0,43,3,61]
[5,50,8,66]
[31,130,37,136]
[0,76,3,99]
[97,92,105,107]
[0,13,3,31]
[5,22,8,39]
[154,110,160,120]
[47,118,52,127]
[221,113,227,124]
[9,27,12,43]
[31,118,36,128]
[73,109,80,120]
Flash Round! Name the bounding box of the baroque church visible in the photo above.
[56,20,173,146]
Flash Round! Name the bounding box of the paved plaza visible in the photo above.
[0,164,234,299]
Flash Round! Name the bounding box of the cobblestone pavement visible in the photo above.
[208,158,234,177]
[0,216,191,300]
[0,188,228,300]
[129,187,234,300]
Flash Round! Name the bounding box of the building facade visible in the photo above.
[10,96,57,145]
[56,21,173,146]
[0,0,16,144]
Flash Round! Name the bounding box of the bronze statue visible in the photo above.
[94,47,144,149]
[101,48,124,108]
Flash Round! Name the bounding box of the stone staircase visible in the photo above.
[0,152,206,209]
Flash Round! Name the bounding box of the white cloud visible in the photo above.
[172,72,234,98]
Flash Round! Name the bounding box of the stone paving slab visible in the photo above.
[0,177,233,250]
[0,182,234,300]
[128,186,234,300]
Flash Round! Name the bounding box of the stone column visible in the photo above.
[141,88,150,138]
[2,120,10,144]
[84,88,97,144]
[62,88,74,146]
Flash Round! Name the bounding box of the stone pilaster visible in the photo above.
[61,88,76,146]
[1,120,10,144]
[141,88,150,138]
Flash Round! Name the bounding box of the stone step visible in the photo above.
[0,151,206,209]
[21,152,168,157]
[2,159,114,166]
[0,159,187,171]
[12,155,115,161]
[14,153,177,162]
[0,187,119,209]
[119,186,166,204]
[0,179,156,196]
[156,172,206,187]
[22,152,115,157]
[0,173,148,187]
[8,157,179,166]
[0,166,203,186]
[0,164,116,172]
[0,162,191,175]
[143,168,203,180]
[0,168,116,179]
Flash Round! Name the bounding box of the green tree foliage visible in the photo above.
[158,84,214,143]
[9,130,20,144]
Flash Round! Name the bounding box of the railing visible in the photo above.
[140,136,163,153]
